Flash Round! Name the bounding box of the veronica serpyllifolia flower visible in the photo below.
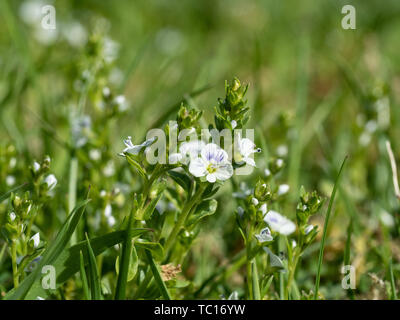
[189,143,233,183]
[120,136,157,156]
[169,140,206,165]
[264,210,296,236]
[44,174,57,191]
[255,227,273,243]
[234,132,261,167]
[30,233,40,248]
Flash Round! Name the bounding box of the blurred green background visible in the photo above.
[1,0,400,299]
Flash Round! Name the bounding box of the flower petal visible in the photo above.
[189,157,207,177]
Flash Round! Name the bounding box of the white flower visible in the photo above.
[189,143,233,183]
[255,227,273,243]
[264,210,296,236]
[107,215,116,227]
[304,225,314,235]
[33,161,41,172]
[6,175,16,186]
[277,184,290,196]
[259,203,267,215]
[231,120,237,129]
[30,233,40,248]
[169,140,206,165]
[44,174,57,191]
[251,198,259,206]
[234,132,261,167]
[264,168,271,177]
[104,204,112,217]
[120,136,157,156]
[36,296,45,300]
[9,212,16,222]
[237,206,244,218]
[89,149,101,161]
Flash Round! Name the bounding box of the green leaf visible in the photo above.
[9,228,150,299]
[4,199,90,300]
[135,240,164,261]
[167,170,192,192]
[141,182,166,220]
[85,234,102,300]
[186,199,217,227]
[145,250,171,300]
[115,245,138,282]
[115,206,136,300]
[79,251,90,300]
[0,183,28,202]
[126,155,147,180]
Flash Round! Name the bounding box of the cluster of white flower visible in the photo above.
[121,133,261,184]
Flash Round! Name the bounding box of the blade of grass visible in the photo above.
[344,219,355,299]
[145,249,171,300]
[85,234,102,300]
[251,259,261,300]
[314,156,348,299]
[79,250,90,300]
[115,204,136,300]
[4,198,90,300]
[0,182,29,202]
[389,258,398,300]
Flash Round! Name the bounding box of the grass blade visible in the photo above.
[79,250,90,300]
[314,156,348,299]
[115,205,136,300]
[145,249,171,300]
[251,260,261,300]
[389,258,398,300]
[85,234,102,300]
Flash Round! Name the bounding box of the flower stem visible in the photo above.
[11,241,19,288]
[285,253,300,299]
[164,183,206,254]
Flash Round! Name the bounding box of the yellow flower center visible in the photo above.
[207,164,217,173]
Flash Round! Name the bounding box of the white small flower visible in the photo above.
[107,215,116,227]
[292,240,297,248]
[251,198,259,206]
[89,149,101,161]
[6,175,16,186]
[276,158,284,168]
[231,120,237,129]
[276,144,288,157]
[103,161,115,177]
[120,136,157,156]
[277,184,290,196]
[234,132,261,167]
[259,203,267,215]
[169,140,206,165]
[228,291,239,300]
[30,233,40,248]
[33,161,41,172]
[104,204,112,217]
[255,227,273,243]
[189,143,233,183]
[304,225,314,235]
[44,174,57,191]
[9,212,16,222]
[114,95,128,112]
[264,210,296,236]
[264,168,271,177]
[9,158,17,168]
[237,206,244,217]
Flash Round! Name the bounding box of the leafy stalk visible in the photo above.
[314,156,348,299]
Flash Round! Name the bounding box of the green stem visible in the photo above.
[164,183,206,253]
[11,241,19,288]
[69,156,78,244]
[246,224,254,300]
[285,253,300,300]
